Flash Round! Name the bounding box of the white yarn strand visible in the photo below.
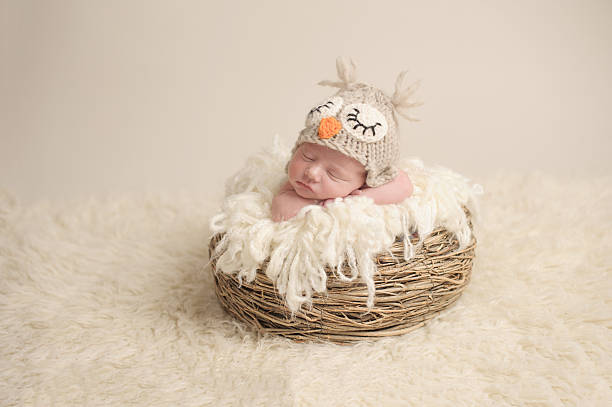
[401,213,415,262]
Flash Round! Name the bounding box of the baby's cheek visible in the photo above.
[287,158,300,179]
[326,181,352,198]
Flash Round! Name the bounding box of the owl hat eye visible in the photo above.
[340,103,388,143]
[305,96,343,127]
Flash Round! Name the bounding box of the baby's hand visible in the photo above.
[319,190,363,208]
[271,181,319,222]
[347,170,413,205]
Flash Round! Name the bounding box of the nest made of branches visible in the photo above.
[208,213,476,344]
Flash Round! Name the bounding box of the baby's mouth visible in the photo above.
[296,180,313,191]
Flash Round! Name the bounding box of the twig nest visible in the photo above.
[208,138,481,343]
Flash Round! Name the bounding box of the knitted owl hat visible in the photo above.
[288,57,421,187]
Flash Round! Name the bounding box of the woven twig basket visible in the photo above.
[209,212,475,344]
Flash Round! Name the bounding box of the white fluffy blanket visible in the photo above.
[1,173,611,406]
[209,139,482,312]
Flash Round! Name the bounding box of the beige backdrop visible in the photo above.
[2,0,611,203]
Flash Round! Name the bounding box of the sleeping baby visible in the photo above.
[272,63,417,222]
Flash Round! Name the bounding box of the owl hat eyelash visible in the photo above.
[288,57,421,188]
[309,101,335,114]
[346,108,381,136]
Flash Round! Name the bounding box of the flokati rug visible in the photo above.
[1,172,611,406]
[209,139,482,312]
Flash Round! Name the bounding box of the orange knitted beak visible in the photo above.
[318,117,342,139]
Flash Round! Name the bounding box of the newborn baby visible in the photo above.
[272,142,412,222]
[272,63,417,222]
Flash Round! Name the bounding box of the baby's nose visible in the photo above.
[305,166,322,181]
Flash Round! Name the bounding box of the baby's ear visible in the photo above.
[366,165,399,187]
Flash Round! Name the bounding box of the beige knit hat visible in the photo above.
[289,57,421,187]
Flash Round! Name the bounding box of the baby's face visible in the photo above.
[287,143,366,200]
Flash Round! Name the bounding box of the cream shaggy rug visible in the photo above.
[1,173,611,406]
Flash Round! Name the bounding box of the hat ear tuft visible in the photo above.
[318,56,358,89]
[391,71,422,121]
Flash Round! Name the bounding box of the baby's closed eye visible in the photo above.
[302,152,314,161]
[327,170,346,182]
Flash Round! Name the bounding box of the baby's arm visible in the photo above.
[350,169,413,205]
[271,181,319,222]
